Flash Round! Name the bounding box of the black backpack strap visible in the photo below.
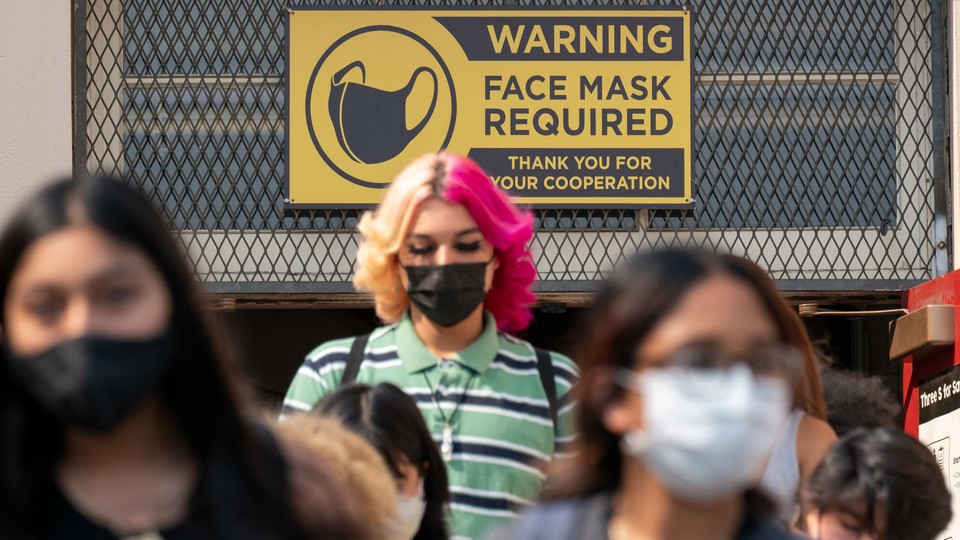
[340,333,370,386]
[534,347,558,433]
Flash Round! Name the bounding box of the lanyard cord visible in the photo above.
[422,366,476,461]
[421,368,476,427]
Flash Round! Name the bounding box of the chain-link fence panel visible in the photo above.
[75,0,948,294]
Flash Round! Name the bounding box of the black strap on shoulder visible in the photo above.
[534,347,558,433]
[341,333,370,386]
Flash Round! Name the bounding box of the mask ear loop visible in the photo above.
[481,251,499,294]
[620,428,652,456]
[614,368,642,392]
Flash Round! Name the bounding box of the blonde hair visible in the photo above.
[354,153,537,331]
[274,414,397,540]
[354,154,440,324]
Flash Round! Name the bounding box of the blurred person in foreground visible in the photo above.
[0,175,369,539]
[315,383,450,540]
[491,249,804,540]
[282,153,578,539]
[802,427,951,540]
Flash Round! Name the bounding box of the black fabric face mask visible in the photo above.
[4,330,176,432]
[404,262,489,327]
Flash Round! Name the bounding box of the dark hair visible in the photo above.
[545,248,822,499]
[0,175,300,536]
[316,383,450,540]
[804,428,951,540]
[820,366,900,437]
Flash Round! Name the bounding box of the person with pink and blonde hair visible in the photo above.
[352,152,537,334]
[282,153,579,540]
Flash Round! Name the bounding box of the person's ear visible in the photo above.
[589,367,634,436]
[603,402,634,436]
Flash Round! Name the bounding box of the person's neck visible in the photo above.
[56,396,199,533]
[58,395,195,479]
[610,459,744,540]
[410,306,485,359]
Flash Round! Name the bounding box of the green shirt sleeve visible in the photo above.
[548,351,579,454]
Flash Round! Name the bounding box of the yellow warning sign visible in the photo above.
[287,7,694,208]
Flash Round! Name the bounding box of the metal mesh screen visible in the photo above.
[76,0,949,295]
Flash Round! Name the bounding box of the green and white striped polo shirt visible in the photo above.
[281,311,579,540]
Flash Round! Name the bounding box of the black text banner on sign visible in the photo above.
[286,7,693,208]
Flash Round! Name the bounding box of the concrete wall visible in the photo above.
[0,2,72,228]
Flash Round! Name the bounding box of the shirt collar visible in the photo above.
[397,311,499,375]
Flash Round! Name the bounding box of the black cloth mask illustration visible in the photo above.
[404,262,490,327]
[329,60,438,164]
[4,329,176,432]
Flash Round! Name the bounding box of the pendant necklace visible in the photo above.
[423,368,476,462]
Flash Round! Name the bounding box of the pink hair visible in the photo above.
[441,154,536,333]
[353,153,536,333]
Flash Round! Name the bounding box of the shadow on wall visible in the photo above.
[220,308,380,410]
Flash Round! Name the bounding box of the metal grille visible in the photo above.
[75,0,949,295]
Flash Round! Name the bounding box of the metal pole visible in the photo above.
[932,0,951,276]
[951,0,960,269]
[71,0,88,178]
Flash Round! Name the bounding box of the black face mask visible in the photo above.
[404,262,490,327]
[4,330,176,432]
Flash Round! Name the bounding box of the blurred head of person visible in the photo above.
[315,383,450,540]
[353,152,535,333]
[819,366,900,437]
[548,249,805,508]
[0,173,246,449]
[803,427,951,540]
[275,413,400,540]
[0,175,299,535]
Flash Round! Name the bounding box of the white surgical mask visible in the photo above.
[391,480,427,540]
[619,363,790,505]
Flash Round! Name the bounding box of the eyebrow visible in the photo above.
[407,228,483,240]
[88,264,143,285]
[675,338,724,349]
[17,262,143,296]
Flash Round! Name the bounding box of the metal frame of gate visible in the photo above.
[72,0,951,299]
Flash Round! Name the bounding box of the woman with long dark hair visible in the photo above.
[0,174,364,538]
[493,249,805,540]
[315,383,450,540]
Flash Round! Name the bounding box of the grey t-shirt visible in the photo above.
[488,491,801,540]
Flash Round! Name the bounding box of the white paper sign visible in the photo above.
[918,363,960,540]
